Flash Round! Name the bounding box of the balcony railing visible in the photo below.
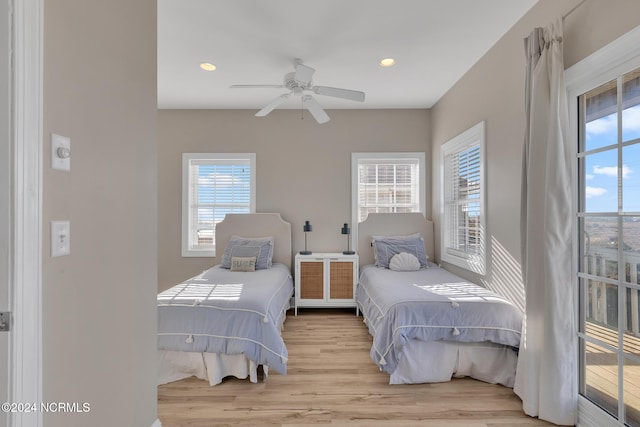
[585,248,640,337]
[584,250,640,425]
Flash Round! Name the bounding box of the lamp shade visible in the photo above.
[341,223,350,235]
[303,220,313,232]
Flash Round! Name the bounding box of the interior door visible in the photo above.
[0,1,11,426]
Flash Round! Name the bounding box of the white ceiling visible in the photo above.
[158,0,538,111]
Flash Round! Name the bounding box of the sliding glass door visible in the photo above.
[577,67,640,426]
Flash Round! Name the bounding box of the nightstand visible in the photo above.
[294,252,358,315]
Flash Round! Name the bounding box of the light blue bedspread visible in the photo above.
[356,264,522,374]
[157,263,293,375]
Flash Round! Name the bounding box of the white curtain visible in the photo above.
[514,20,576,425]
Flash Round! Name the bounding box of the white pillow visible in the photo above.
[389,252,422,272]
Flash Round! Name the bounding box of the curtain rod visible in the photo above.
[562,0,588,21]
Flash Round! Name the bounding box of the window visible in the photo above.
[567,27,640,427]
[441,121,485,275]
[182,153,256,257]
[351,152,425,224]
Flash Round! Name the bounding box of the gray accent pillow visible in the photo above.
[372,233,428,269]
[220,236,274,270]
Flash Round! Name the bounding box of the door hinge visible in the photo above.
[0,312,11,332]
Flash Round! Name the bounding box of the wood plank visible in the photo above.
[158,308,554,426]
[584,321,640,422]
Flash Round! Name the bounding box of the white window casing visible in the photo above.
[181,153,256,257]
[351,152,426,225]
[441,121,486,275]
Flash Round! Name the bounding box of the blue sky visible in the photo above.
[584,105,640,213]
[197,164,251,226]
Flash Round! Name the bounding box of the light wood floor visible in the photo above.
[158,308,556,426]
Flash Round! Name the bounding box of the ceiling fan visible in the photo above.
[230,61,365,124]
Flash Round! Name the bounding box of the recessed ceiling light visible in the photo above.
[200,62,217,71]
[379,58,396,67]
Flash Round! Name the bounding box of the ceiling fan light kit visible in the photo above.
[231,61,365,124]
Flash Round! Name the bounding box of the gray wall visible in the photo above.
[43,1,158,426]
[158,0,640,304]
[32,0,640,425]
[430,0,640,310]
[158,109,430,291]
[0,0,9,421]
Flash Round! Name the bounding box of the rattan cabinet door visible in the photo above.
[299,261,324,299]
[329,260,354,300]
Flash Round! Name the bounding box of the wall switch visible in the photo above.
[51,220,70,257]
[51,134,71,171]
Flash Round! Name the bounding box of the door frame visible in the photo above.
[10,0,43,426]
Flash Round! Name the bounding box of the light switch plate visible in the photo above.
[51,220,70,257]
[51,133,71,171]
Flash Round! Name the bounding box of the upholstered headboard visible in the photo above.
[357,213,435,268]
[215,213,292,270]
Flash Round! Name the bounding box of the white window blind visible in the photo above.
[182,153,256,257]
[352,153,425,223]
[441,122,485,274]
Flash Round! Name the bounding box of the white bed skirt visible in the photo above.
[157,350,269,386]
[389,339,518,387]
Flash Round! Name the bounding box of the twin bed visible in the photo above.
[157,212,523,388]
[355,213,522,386]
[157,213,294,386]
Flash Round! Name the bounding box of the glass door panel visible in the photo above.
[622,70,640,143]
[583,337,619,418]
[582,149,620,213]
[622,144,640,213]
[624,356,640,426]
[578,68,640,425]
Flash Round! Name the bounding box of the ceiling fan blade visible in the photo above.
[294,64,315,86]
[313,86,365,102]
[255,93,290,117]
[302,95,330,124]
[230,84,285,89]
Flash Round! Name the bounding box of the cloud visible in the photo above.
[586,105,640,137]
[586,174,594,180]
[586,115,616,136]
[623,105,640,133]
[593,164,632,179]
[585,187,607,198]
